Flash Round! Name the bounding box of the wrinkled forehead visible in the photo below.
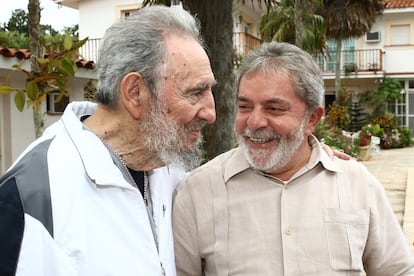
[238,68,292,93]
[163,34,212,80]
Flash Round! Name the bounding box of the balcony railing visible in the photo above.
[314,49,383,74]
[79,37,383,77]
[232,32,263,56]
[79,38,101,63]
[80,32,263,64]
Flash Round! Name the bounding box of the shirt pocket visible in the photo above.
[324,208,370,272]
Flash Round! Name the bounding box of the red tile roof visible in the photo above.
[0,46,95,70]
[384,0,414,8]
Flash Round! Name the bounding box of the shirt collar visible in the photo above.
[223,135,342,183]
[303,135,342,173]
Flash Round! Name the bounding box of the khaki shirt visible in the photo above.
[173,137,414,276]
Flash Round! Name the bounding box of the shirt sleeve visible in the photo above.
[363,176,414,275]
[173,182,204,276]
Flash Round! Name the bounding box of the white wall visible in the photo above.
[382,10,414,75]
[78,0,143,40]
[384,48,414,74]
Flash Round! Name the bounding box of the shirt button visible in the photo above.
[285,228,293,235]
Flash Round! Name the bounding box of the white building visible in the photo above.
[320,1,414,135]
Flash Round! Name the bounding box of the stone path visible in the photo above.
[361,145,414,256]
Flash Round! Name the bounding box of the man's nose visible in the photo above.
[247,108,268,130]
[199,93,216,124]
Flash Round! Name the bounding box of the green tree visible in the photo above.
[321,0,384,100]
[0,31,30,48]
[0,1,86,138]
[260,0,325,54]
[0,32,87,137]
[2,9,29,34]
[0,8,74,49]
[63,24,79,37]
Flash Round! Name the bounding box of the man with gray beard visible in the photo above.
[172,42,414,276]
[0,5,215,276]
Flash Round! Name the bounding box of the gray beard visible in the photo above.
[239,116,307,173]
[138,100,203,171]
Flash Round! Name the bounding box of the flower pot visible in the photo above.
[358,145,371,161]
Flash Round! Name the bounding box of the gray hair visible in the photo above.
[95,5,203,106]
[236,42,324,111]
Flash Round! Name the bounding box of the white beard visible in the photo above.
[138,100,204,171]
[238,116,307,173]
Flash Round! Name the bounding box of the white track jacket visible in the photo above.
[0,101,186,276]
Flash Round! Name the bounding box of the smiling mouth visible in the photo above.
[248,137,273,143]
[249,137,272,144]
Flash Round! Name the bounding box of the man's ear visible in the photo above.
[305,106,324,136]
[119,72,149,120]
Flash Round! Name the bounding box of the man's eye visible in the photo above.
[190,90,204,97]
[268,106,287,113]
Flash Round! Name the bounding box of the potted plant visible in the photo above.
[368,62,379,72]
[359,125,373,146]
[344,62,358,76]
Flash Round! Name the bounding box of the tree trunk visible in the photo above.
[334,38,342,101]
[184,0,236,161]
[33,109,44,138]
[28,0,44,137]
[294,0,303,48]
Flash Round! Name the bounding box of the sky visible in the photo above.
[1,0,79,31]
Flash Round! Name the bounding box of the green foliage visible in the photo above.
[359,77,403,105]
[361,123,384,138]
[0,8,79,49]
[343,62,358,75]
[0,31,29,48]
[397,126,413,148]
[314,119,359,158]
[378,77,403,101]
[2,9,28,34]
[359,77,403,118]
[325,101,350,129]
[0,33,88,114]
[371,112,398,129]
[260,0,326,54]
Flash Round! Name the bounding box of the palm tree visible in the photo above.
[320,0,384,100]
[260,0,325,55]
[294,0,303,48]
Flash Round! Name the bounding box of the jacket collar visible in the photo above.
[61,102,136,190]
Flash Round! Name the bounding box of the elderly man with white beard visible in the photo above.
[172,42,414,276]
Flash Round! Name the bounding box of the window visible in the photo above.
[47,92,70,115]
[326,39,356,71]
[390,25,410,45]
[121,9,138,20]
